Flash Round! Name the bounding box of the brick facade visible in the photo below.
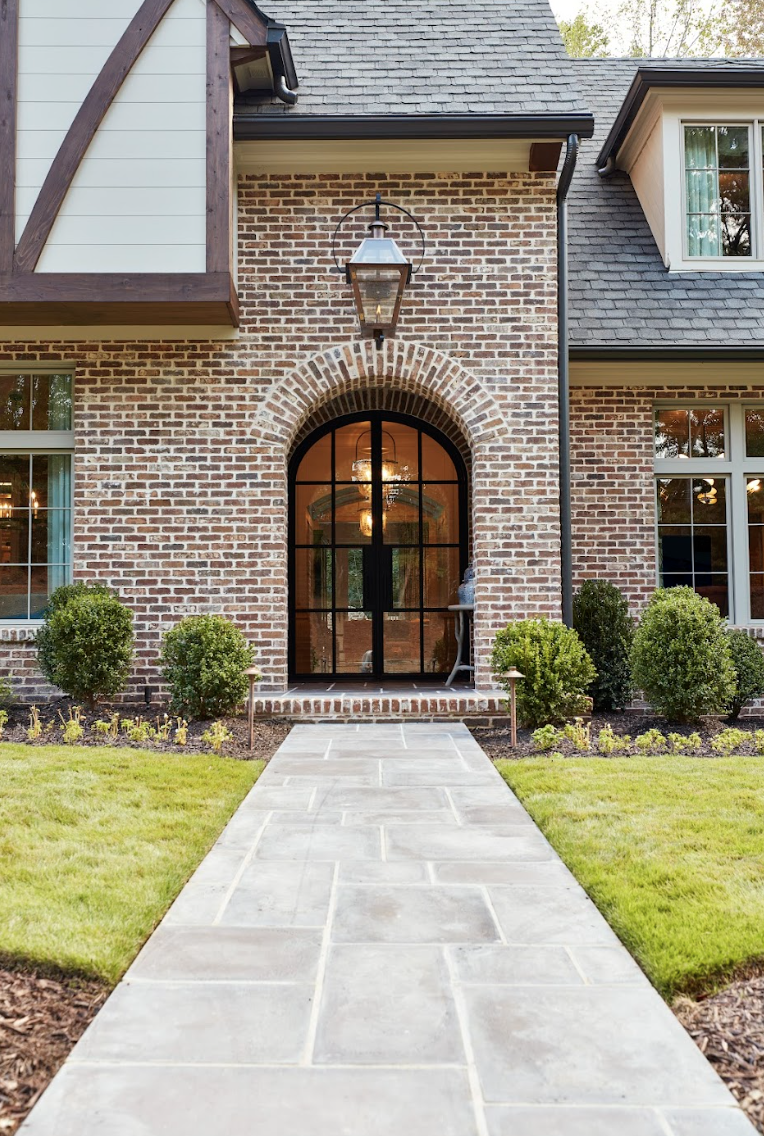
[0,171,562,700]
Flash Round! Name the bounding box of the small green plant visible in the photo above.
[201,720,233,755]
[597,725,631,754]
[573,579,634,711]
[120,718,134,734]
[549,751,565,760]
[59,706,84,745]
[710,727,748,755]
[491,619,596,728]
[754,729,764,756]
[668,732,702,754]
[562,718,591,751]
[0,709,8,738]
[726,629,764,720]
[92,719,112,737]
[630,587,735,723]
[635,728,667,754]
[155,714,172,742]
[127,721,154,745]
[160,615,256,718]
[531,724,558,752]
[27,706,42,741]
[174,718,189,746]
[36,583,134,709]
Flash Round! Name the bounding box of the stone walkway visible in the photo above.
[23,723,755,1136]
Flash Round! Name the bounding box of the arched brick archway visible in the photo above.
[249,340,560,692]
[253,340,505,455]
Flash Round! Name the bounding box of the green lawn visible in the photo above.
[497,755,764,998]
[0,744,263,984]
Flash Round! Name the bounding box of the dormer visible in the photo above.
[596,64,764,272]
[0,0,297,328]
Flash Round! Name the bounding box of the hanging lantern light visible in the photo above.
[332,193,425,349]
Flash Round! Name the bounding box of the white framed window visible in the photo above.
[0,372,74,623]
[683,124,753,258]
[654,402,764,623]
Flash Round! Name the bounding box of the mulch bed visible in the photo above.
[0,699,290,762]
[0,969,108,1134]
[675,976,764,1134]
[475,711,764,761]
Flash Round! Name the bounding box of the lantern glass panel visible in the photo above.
[353,267,405,329]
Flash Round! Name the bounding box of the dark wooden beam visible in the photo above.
[207,0,233,274]
[0,0,18,272]
[0,272,239,326]
[13,0,175,274]
[212,0,267,46]
[529,141,562,173]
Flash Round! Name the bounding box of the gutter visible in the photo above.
[597,65,764,170]
[557,133,580,628]
[233,112,595,142]
[570,345,764,361]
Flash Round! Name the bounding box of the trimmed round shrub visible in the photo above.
[630,587,735,723]
[573,579,634,711]
[160,615,255,719]
[36,583,134,708]
[490,618,597,729]
[726,628,764,720]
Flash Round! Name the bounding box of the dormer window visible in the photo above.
[684,125,751,258]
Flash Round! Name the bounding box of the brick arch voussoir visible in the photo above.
[253,340,504,456]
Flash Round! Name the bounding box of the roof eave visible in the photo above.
[571,344,764,360]
[597,66,764,169]
[233,112,595,142]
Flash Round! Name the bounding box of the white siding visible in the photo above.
[16,0,208,274]
[628,115,667,264]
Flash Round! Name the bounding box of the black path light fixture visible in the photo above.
[332,193,425,349]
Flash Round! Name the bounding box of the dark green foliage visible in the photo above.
[160,615,255,719]
[726,628,764,719]
[490,618,597,728]
[35,581,115,681]
[573,579,634,711]
[630,587,735,723]
[36,583,134,708]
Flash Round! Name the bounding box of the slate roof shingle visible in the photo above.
[239,0,590,117]
[568,58,764,350]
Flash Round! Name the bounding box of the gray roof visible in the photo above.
[568,58,764,351]
[239,0,590,117]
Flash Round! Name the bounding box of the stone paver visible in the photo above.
[21,723,756,1136]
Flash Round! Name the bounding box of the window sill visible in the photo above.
[669,258,764,273]
[0,624,41,642]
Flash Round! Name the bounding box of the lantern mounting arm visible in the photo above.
[331,192,426,281]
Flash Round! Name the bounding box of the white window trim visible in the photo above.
[654,401,764,624]
[679,121,761,264]
[0,373,74,628]
[661,94,764,270]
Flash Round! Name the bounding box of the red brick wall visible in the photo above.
[0,171,561,699]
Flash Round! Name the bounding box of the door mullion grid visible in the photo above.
[371,417,384,679]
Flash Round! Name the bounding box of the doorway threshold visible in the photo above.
[252,682,509,724]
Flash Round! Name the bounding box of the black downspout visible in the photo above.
[557,133,580,628]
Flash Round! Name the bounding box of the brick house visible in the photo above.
[0,0,762,713]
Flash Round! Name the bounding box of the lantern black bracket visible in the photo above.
[331,192,426,277]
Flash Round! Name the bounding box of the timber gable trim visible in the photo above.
[0,0,280,327]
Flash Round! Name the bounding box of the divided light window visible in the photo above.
[0,374,73,621]
[684,125,752,258]
[654,404,764,622]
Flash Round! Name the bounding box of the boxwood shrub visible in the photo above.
[630,587,735,723]
[573,579,634,711]
[160,615,255,719]
[36,582,134,708]
[726,627,764,720]
[491,618,596,728]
